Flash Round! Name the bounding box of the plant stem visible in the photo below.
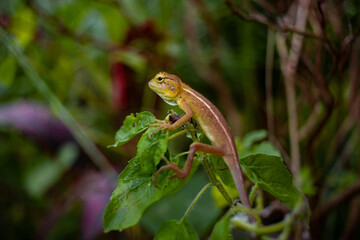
[168,129,188,141]
[232,205,262,225]
[231,200,307,237]
[255,188,264,212]
[201,156,233,206]
[231,218,284,235]
[181,182,212,221]
[176,151,190,159]
[249,184,259,206]
[168,128,199,142]
[186,123,233,206]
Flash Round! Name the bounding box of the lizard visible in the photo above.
[148,72,250,208]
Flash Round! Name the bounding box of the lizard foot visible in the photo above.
[154,157,184,188]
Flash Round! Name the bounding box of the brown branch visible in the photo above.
[325,114,353,162]
[299,102,321,140]
[185,0,242,134]
[265,29,291,165]
[225,0,328,40]
[226,0,341,63]
[311,179,360,239]
[313,4,329,105]
[351,94,360,129]
[301,3,334,177]
[324,100,360,173]
[313,179,360,221]
[265,29,275,141]
[338,27,360,73]
[306,99,333,163]
[341,197,360,240]
[348,34,360,105]
[277,0,311,184]
[337,127,358,168]
[283,72,300,182]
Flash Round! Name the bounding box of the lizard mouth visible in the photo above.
[148,80,178,106]
[148,80,156,90]
[148,80,163,96]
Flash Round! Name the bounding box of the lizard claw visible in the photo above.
[150,120,171,137]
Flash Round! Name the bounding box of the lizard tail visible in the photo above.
[225,156,251,208]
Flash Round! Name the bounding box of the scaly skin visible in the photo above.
[149,72,250,208]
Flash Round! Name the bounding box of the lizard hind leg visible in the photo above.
[154,142,225,187]
[154,157,182,188]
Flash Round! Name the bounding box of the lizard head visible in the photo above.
[148,72,182,106]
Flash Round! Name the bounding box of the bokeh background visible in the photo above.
[0,0,359,239]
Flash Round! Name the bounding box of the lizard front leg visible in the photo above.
[151,98,193,134]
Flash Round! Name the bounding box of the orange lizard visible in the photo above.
[149,72,250,208]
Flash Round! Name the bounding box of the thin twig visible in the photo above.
[341,197,360,240]
[225,0,339,60]
[313,179,360,221]
[265,29,276,142]
[299,102,321,140]
[349,38,360,105]
[181,182,212,221]
[265,29,291,165]
[185,0,242,134]
[226,0,321,39]
[281,0,311,185]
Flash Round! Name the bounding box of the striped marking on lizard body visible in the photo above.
[183,87,237,158]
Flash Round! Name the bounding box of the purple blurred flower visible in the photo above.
[0,100,73,145]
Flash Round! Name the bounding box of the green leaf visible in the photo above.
[211,185,238,209]
[104,126,198,232]
[240,154,301,209]
[212,131,281,199]
[209,213,233,240]
[250,141,281,157]
[211,155,235,189]
[154,219,199,240]
[110,111,156,147]
[236,130,281,158]
[0,56,17,87]
[212,134,280,190]
[242,129,267,149]
[103,126,167,232]
[10,7,37,47]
